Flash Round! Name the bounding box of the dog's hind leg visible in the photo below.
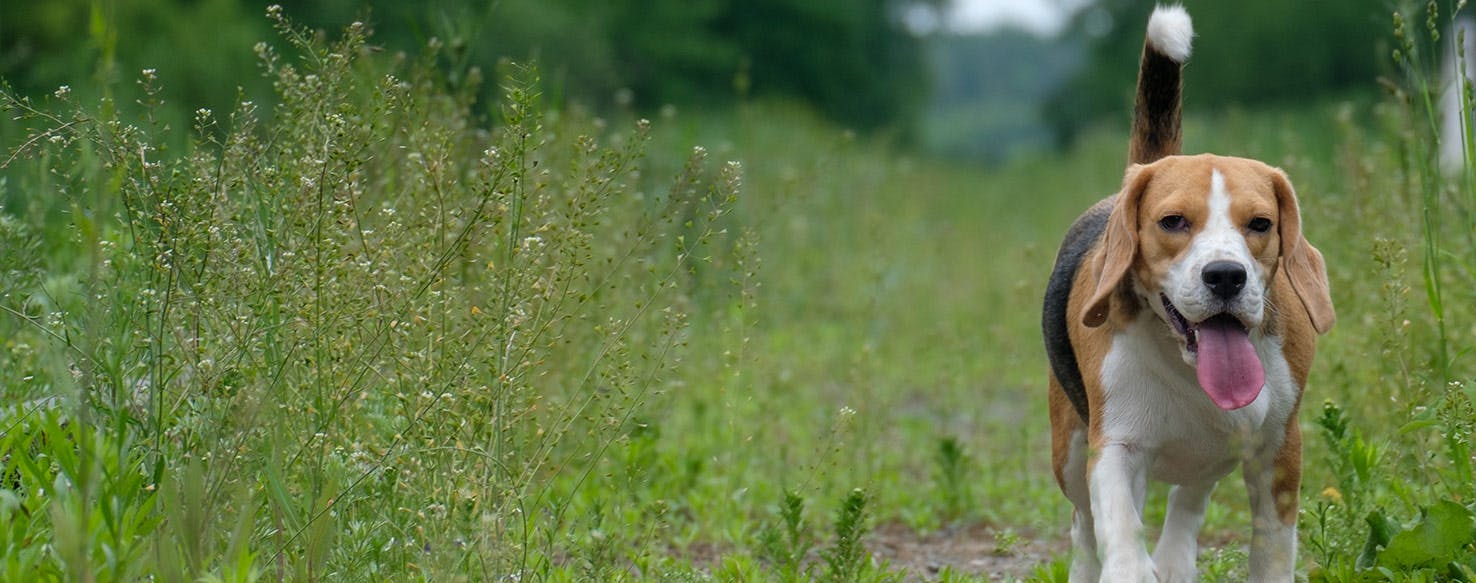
[1062,430,1099,582]
[1050,378,1099,582]
[1152,482,1215,582]
[1069,507,1098,582]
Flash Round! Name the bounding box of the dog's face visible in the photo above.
[1080,154,1334,408]
[1134,158,1280,355]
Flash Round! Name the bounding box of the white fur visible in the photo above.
[1148,5,1194,63]
[1149,169,1268,367]
[1245,454,1298,582]
[1065,311,1299,582]
[1153,483,1215,582]
[1063,430,1102,582]
[1090,442,1153,582]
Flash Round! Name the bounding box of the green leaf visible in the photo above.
[1397,417,1440,434]
[1379,501,1476,568]
[1359,510,1397,570]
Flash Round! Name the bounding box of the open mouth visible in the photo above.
[1159,294,1265,410]
[1161,294,1197,352]
[1160,294,1252,353]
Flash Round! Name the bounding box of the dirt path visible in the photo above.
[868,522,1063,581]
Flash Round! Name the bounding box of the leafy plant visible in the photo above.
[758,489,815,581]
[934,435,972,522]
[1363,501,1475,571]
[1,4,744,578]
[1302,2,1476,580]
[1026,558,1070,583]
[822,487,873,582]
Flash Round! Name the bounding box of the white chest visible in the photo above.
[1097,318,1299,486]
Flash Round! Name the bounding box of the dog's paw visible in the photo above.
[1154,562,1196,583]
[1100,553,1157,583]
[1152,546,1197,582]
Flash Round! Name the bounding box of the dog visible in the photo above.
[1041,5,1335,582]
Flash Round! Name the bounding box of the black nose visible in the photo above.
[1202,261,1247,300]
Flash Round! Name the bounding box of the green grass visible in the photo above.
[2,4,1476,581]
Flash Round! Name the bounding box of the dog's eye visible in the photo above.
[1158,215,1189,232]
[1248,217,1273,233]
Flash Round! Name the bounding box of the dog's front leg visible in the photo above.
[1090,442,1155,582]
[1152,482,1215,582]
[1244,440,1299,581]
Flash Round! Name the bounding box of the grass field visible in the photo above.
[2,7,1475,582]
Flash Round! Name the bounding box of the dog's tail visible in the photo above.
[1130,5,1194,165]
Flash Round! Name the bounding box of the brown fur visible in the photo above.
[1269,264,1320,525]
[1048,373,1078,490]
[1044,6,1333,575]
[1053,154,1332,508]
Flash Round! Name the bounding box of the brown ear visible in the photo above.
[1082,164,1154,327]
[1270,169,1335,334]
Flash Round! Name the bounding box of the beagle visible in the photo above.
[1041,5,1335,582]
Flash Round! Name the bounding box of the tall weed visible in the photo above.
[1302,1,1476,579]
[0,6,741,579]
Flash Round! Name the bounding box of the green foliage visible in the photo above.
[1027,558,1070,583]
[1,0,269,131]
[821,488,874,583]
[757,489,815,581]
[759,487,910,582]
[0,405,160,580]
[933,435,972,521]
[1198,546,1250,582]
[2,7,746,578]
[993,528,1021,556]
[1303,3,1476,581]
[4,0,1476,579]
[1316,401,1384,508]
[1047,0,1391,142]
[1372,501,1475,570]
[3,0,933,134]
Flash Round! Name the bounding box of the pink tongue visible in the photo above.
[1195,316,1264,410]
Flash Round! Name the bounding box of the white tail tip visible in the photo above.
[1147,5,1194,63]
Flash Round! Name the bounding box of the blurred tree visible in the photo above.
[1044,0,1391,146]
[3,0,937,132]
[717,0,933,131]
[2,0,268,116]
[925,29,1084,163]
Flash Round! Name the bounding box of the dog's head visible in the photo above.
[1080,154,1333,409]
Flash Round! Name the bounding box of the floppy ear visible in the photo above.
[1082,164,1154,328]
[1269,169,1335,334]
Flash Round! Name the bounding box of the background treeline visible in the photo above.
[1042,0,1393,145]
[6,0,1396,156]
[3,0,937,133]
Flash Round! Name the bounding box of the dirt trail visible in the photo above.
[868,522,1063,581]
